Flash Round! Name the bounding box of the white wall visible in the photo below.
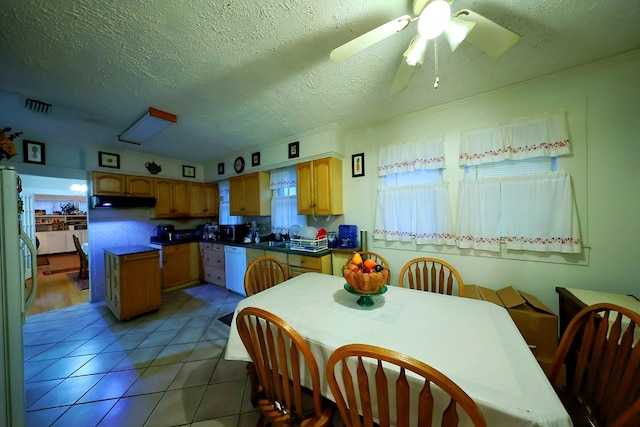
[340,51,640,313]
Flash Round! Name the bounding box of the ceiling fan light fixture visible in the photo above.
[404,35,429,66]
[417,0,451,40]
[444,17,476,51]
[118,107,177,145]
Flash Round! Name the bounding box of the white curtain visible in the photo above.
[455,172,582,253]
[218,181,241,225]
[502,172,582,253]
[378,138,445,176]
[459,111,571,166]
[270,167,306,235]
[373,183,454,245]
[456,179,502,251]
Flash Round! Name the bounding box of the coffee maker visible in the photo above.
[151,224,175,243]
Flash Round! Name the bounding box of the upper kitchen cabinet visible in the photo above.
[191,182,219,217]
[92,172,155,197]
[296,157,343,215]
[229,172,271,216]
[154,178,191,218]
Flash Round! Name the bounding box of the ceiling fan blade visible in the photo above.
[391,60,416,93]
[454,9,520,57]
[330,15,413,63]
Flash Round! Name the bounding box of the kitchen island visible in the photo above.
[103,245,161,320]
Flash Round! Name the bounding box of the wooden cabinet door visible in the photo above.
[120,252,161,320]
[154,179,174,217]
[313,157,343,215]
[190,182,206,217]
[126,176,155,197]
[229,176,244,216]
[92,172,125,195]
[242,173,261,215]
[296,161,314,215]
[173,180,191,217]
[204,183,219,216]
[162,244,191,289]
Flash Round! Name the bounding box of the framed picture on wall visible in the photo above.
[182,165,196,178]
[352,153,365,177]
[23,140,46,165]
[251,152,260,167]
[288,141,299,159]
[217,162,225,175]
[98,151,120,169]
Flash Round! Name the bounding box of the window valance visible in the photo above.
[270,167,297,190]
[459,111,570,166]
[378,138,445,176]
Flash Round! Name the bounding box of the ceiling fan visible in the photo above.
[330,0,520,92]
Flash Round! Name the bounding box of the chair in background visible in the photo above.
[326,343,487,427]
[244,256,289,297]
[398,257,464,296]
[72,234,89,280]
[344,251,391,284]
[236,307,335,426]
[548,303,640,427]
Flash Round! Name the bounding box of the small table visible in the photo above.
[226,273,570,426]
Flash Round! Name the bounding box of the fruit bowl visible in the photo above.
[343,268,389,295]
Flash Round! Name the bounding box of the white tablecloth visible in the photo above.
[225,273,571,427]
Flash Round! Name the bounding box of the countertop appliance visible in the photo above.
[219,224,250,243]
[1,166,38,427]
[224,245,247,296]
[151,224,175,243]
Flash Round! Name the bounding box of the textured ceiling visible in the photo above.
[1,0,639,163]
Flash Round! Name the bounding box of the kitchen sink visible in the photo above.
[256,241,288,249]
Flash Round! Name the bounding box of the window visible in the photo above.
[270,166,306,236]
[373,138,454,245]
[218,180,241,225]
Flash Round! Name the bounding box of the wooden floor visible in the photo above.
[27,253,90,316]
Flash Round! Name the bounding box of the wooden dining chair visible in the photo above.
[244,256,289,297]
[398,257,464,296]
[344,251,391,284]
[236,307,335,427]
[72,234,89,280]
[326,343,487,427]
[548,302,640,427]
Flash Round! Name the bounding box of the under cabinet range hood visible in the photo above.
[91,195,156,208]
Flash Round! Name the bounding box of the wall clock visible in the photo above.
[234,156,245,173]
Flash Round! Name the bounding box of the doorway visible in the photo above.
[21,175,90,315]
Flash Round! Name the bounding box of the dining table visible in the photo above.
[224,272,571,427]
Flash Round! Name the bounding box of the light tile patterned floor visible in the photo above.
[23,283,261,427]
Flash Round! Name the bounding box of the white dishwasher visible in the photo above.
[224,245,247,296]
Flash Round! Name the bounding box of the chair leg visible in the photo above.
[247,362,260,407]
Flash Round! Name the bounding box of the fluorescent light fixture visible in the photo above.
[444,17,476,51]
[417,0,451,40]
[70,184,87,194]
[118,107,177,145]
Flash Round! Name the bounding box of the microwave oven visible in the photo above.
[219,224,250,243]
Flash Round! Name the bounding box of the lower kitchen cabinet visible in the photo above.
[288,253,332,277]
[200,242,225,288]
[104,246,161,321]
[159,242,200,290]
[246,248,265,266]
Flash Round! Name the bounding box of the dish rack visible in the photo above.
[289,237,328,252]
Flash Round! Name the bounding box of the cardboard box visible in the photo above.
[466,285,559,359]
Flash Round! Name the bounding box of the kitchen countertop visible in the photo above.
[103,245,160,256]
[149,239,359,258]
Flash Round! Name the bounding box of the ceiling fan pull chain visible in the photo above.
[434,38,440,89]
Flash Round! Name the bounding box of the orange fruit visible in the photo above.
[347,263,360,271]
[363,259,377,270]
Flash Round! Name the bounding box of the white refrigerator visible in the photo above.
[1,166,38,427]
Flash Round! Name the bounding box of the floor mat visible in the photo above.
[67,272,89,291]
[218,312,234,327]
[37,256,50,266]
[43,267,80,275]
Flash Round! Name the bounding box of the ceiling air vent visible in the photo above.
[25,98,52,114]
